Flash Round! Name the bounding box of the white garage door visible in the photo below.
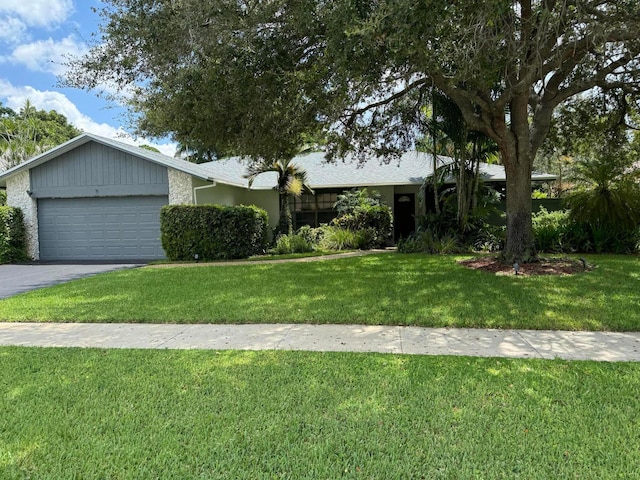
[38,196,167,261]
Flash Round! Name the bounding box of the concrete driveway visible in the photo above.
[0,263,142,299]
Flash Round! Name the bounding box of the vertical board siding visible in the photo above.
[31,142,169,197]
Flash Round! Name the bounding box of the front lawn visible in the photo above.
[1,348,639,479]
[1,253,639,331]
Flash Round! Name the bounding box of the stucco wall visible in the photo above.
[6,170,39,260]
[168,169,194,204]
[242,189,279,229]
[192,179,279,228]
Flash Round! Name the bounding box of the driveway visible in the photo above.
[0,263,142,299]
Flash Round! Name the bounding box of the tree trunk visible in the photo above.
[502,150,536,263]
[279,192,293,235]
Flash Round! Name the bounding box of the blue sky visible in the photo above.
[0,0,177,156]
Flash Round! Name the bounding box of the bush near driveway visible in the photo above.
[160,204,269,260]
[0,206,27,263]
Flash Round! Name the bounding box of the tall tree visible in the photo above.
[0,100,80,170]
[66,0,640,262]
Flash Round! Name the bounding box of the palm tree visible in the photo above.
[245,158,314,235]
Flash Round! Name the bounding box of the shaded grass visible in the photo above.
[1,253,639,331]
[1,348,639,479]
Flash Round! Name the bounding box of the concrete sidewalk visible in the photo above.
[1,322,639,362]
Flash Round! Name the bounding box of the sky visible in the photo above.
[0,0,177,156]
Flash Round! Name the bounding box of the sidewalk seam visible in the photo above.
[515,330,546,360]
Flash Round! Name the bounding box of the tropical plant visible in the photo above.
[564,149,640,253]
[0,100,80,170]
[246,158,314,236]
[273,233,314,254]
[331,188,392,248]
[418,90,499,233]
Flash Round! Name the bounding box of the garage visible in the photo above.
[38,196,167,261]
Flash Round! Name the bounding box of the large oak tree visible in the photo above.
[67,0,640,262]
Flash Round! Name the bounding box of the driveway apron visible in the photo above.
[0,264,141,299]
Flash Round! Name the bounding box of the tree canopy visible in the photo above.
[66,0,640,261]
[0,100,81,170]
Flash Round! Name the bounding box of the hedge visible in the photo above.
[0,206,28,264]
[160,204,269,261]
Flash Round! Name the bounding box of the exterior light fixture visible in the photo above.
[194,253,199,263]
[513,262,520,275]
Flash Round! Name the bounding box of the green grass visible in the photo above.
[1,348,639,479]
[1,253,639,331]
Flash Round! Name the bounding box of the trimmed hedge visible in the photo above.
[160,204,269,261]
[0,206,28,264]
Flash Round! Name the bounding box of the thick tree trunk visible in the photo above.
[502,150,536,263]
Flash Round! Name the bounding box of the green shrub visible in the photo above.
[274,234,314,254]
[532,208,572,253]
[160,204,269,261]
[319,226,370,251]
[330,189,393,248]
[296,225,325,245]
[397,228,465,254]
[0,206,28,263]
[0,190,6,206]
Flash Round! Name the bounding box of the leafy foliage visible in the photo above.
[273,234,314,255]
[330,188,392,248]
[0,100,80,170]
[160,204,269,261]
[318,226,371,251]
[0,206,28,263]
[0,190,6,206]
[246,158,314,236]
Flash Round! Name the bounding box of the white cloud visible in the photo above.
[0,16,27,43]
[0,80,177,157]
[4,35,89,76]
[0,0,74,28]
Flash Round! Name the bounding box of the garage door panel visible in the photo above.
[38,196,167,261]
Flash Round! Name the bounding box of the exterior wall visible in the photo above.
[6,170,39,260]
[168,169,194,204]
[30,141,169,198]
[192,178,279,228]
[193,179,243,206]
[242,189,279,229]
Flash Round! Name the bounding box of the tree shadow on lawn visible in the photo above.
[1,253,638,331]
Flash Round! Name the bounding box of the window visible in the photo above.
[292,189,342,228]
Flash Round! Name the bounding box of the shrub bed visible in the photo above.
[161,204,269,261]
[0,206,28,263]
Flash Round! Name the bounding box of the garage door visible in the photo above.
[38,196,167,261]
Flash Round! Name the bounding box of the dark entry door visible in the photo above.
[394,193,416,241]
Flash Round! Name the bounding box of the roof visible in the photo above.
[197,150,557,190]
[0,133,557,189]
[0,133,214,187]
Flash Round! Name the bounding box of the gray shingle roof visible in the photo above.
[199,150,557,190]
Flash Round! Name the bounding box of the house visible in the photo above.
[0,133,556,261]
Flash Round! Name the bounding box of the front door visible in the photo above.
[394,193,416,241]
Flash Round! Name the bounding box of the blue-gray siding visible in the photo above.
[38,196,167,261]
[30,141,169,198]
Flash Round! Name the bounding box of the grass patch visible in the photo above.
[1,348,639,479]
[1,253,639,331]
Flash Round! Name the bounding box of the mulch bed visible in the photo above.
[458,256,594,276]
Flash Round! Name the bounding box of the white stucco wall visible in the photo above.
[6,170,39,260]
[168,169,194,204]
